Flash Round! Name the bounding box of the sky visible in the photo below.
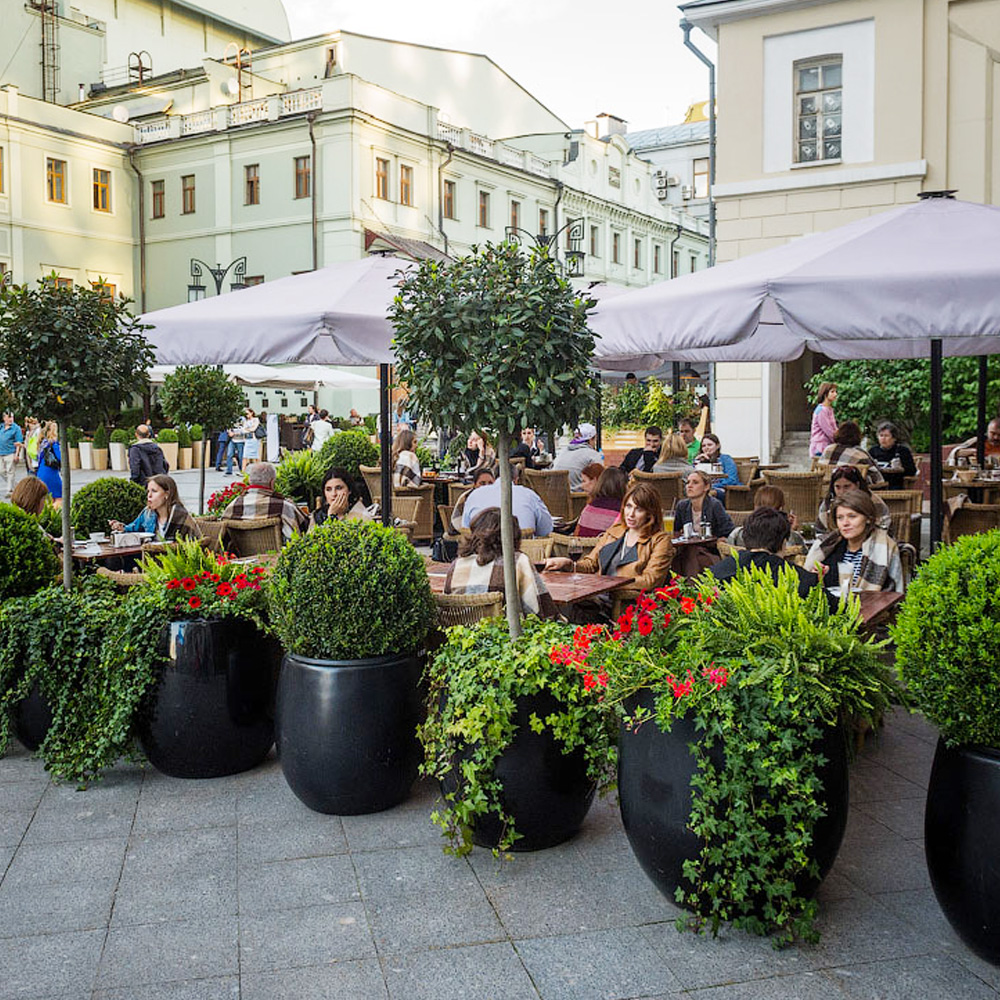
[281,0,716,134]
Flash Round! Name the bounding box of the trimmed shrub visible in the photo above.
[156,428,178,444]
[71,478,146,536]
[268,520,435,661]
[0,503,59,600]
[176,424,192,449]
[66,426,83,448]
[893,530,1000,748]
[92,425,108,449]
[315,429,379,481]
[109,429,129,445]
[274,449,323,507]
[189,423,203,441]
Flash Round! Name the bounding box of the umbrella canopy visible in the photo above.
[592,198,1000,369]
[142,256,414,365]
[147,363,379,390]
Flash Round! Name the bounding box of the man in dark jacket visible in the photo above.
[619,426,662,475]
[129,425,169,485]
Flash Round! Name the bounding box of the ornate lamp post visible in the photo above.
[188,257,247,301]
[504,218,586,277]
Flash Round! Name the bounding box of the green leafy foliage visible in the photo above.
[363,414,377,435]
[420,616,617,856]
[274,449,323,507]
[155,428,178,443]
[893,530,1000,747]
[415,439,435,471]
[315,429,379,481]
[0,503,60,600]
[576,567,897,944]
[601,380,648,429]
[92,425,108,449]
[175,424,192,449]
[805,358,1000,451]
[189,423,203,441]
[268,520,435,661]
[36,499,62,537]
[66,426,83,448]
[109,428,129,445]
[71,478,146,536]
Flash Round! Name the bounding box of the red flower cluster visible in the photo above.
[162,565,266,606]
[206,481,248,516]
[550,624,609,691]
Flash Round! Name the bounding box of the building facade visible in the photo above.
[680,0,1000,459]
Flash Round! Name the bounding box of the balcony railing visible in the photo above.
[436,123,551,179]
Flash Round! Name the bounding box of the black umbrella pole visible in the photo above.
[930,340,943,552]
[977,354,988,469]
[379,363,392,525]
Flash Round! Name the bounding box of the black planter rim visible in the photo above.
[283,649,419,670]
[936,739,1000,765]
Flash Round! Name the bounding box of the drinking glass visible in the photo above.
[567,538,583,578]
[663,513,675,534]
[837,562,854,596]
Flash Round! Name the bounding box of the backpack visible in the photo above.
[42,443,60,471]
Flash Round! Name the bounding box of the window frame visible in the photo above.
[244,163,260,206]
[46,157,68,205]
[92,167,111,213]
[375,157,390,200]
[151,179,164,219]
[589,225,599,258]
[793,55,843,165]
[0,147,4,195]
[91,280,116,302]
[181,174,196,214]
[653,244,662,274]
[693,158,709,199]
[478,189,490,228]
[633,238,642,270]
[510,199,520,231]
[612,231,621,265]
[538,208,548,238]
[294,155,311,200]
[399,163,413,207]
[443,179,456,220]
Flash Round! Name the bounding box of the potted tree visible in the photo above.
[175,424,192,470]
[274,449,323,509]
[893,530,1000,964]
[156,427,179,470]
[158,365,246,514]
[268,520,436,814]
[67,426,83,470]
[573,567,897,944]
[91,424,109,471]
[109,428,129,471]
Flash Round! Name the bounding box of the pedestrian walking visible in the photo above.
[0,411,24,501]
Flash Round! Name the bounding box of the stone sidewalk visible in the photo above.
[0,708,997,1000]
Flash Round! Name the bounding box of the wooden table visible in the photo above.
[942,478,1000,504]
[856,591,904,628]
[669,535,722,578]
[57,540,147,563]
[426,562,625,605]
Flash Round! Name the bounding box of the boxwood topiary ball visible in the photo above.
[0,503,60,600]
[71,478,147,536]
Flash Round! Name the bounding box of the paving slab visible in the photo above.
[0,928,104,1000]
[681,971,848,999]
[827,954,998,999]
[340,780,444,851]
[382,942,540,1000]
[238,855,361,913]
[93,977,240,1000]
[2,836,127,888]
[241,959,388,1000]
[238,815,349,865]
[0,878,116,938]
[111,866,237,926]
[22,780,138,845]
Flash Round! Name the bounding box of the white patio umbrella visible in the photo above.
[590,196,1000,545]
[147,363,379,390]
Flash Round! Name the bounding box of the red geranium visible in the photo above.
[188,595,202,609]
[165,579,181,590]
[216,582,235,597]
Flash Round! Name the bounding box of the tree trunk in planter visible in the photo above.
[440,690,596,851]
[925,740,1000,965]
[137,618,278,778]
[11,680,54,752]
[276,651,423,814]
[618,691,849,910]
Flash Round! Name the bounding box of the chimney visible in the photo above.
[593,112,628,139]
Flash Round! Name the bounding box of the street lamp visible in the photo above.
[505,217,585,277]
[188,257,247,302]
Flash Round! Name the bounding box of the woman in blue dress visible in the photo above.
[36,421,62,503]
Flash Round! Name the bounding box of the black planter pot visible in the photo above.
[925,739,1000,965]
[618,690,849,910]
[276,650,423,815]
[138,618,278,779]
[11,680,54,752]
[441,690,596,852]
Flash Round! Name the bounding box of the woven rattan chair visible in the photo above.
[219,516,283,557]
[727,510,752,529]
[898,542,917,587]
[95,565,145,587]
[880,489,924,557]
[523,468,572,520]
[570,491,589,521]
[630,470,684,513]
[944,501,1000,543]
[519,537,554,562]
[448,481,469,508]
[434,591,504,628]
[359,465,383,504]
[394,483,435,543]
[438,503,458,536]
[550,534,602,559]
[194,517,226,553]
[510,456,527,474]
[762,471,826,526]
[725,460,763,512]
[391,495,421,523]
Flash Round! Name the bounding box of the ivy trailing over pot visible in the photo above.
[567,567,898,945]
[420,615,617,856]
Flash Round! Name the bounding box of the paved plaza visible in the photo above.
[1,707,998,1000]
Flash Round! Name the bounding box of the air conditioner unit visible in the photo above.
[666,174,681,187]
[655,188,669,201]
[681,185,694,200]
[654,174,668,189]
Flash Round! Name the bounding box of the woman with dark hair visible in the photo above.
[810,381,838,457]
[673,469,735,539]
[391,428,422,488]
[445,508,556,618]
[727,484,807,550]
[109,474,201,541]
[458,430,497,478]
[545,482,674,590]
[819,421,885,485]
[816,466,890,533]
[869,421,917,489]
[805,489,904,593]
[692,433,740,501]
[576,466,627,537]
[309,468,372,529]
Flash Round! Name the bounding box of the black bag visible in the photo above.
[42,444,60,471]
[431,536,459,563]
[254,422,266,440]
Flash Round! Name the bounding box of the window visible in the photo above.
[375,157,389,199]
[653,244,662,274]
[443,180,456,219]
[181,174,195,214]
[510,199,520,230]
[795,57,842,162]
[0,263,9,286]
[400,164,413,206]
[590,225,599,257]
[151,179,164,218]
[49,276,72,289]
[294,156,311,199]
[245,164,260,205]
[672,250,679,278]
[634,239,642,269]
[538,208,548,237]
[478,190,490,228]
[693,158,709,199]
[46,158,67,203]
[91,281,115,301]
[612,231,621,264]
[92,168,111,212]
[690,255,698,273]
[0,147,4,194]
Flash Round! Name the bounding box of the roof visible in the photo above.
[625,121,710,150]
[364,230,451,263]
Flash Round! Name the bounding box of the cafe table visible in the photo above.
[56,538,148,563]
[426,561,625,606]
[941,476,1000,504]
[855,590,904,628]
[669,534,722,578]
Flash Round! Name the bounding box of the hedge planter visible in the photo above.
[618,691,849,911]
[138,618,277,779]
[277,651,423,815]
[441,690,596,852]
[925,740,1000,965]
[11,680,54,752]
[109,442,128,472]
[78,441,94,470]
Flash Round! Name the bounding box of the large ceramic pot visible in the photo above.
[138,618,278,778]
[277,651,423,815]
[441,690,596,852]
[11,680,54,752]
[618,691,849,909]
[925,740,1000,965]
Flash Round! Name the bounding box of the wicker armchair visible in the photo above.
[550,535,602,559]
[524,468,573,520]
[762,471,826,525]
[438,504,458,536]
[898,542,917,588]
[629,470,684,513]
[95,566,145,587]
[879,488,923,557]
[448,481,469,508]
[520,537,554,562]
[359,465,383,504]
[391,495,421,523]
[724,459,763,512]
[944,501,1000,543]
[433,591,504,628]
[394,483,436,543]
[726,510,752,529]
[570,491,589,521]
[219,516,284,557]
[193,517,226,553]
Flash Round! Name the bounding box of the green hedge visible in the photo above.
[109,428,129,445]
[92,425,108,448]
[315,429,379,481]
[71,478,147,536]
[156,428,178,444]
[176,424,192,448]
[268,520,435,660]
[0,503,59,600]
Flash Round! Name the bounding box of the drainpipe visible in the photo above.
[437,142,454,256]
[680,20,716,267]
[127,146,147,312]
[552,180,563,263]
[307,112,318,271]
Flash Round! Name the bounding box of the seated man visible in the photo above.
[462,462,555,537]
[711,506,819,598]
[221,462,306,542]
[619,425,662,475]
[678,417,701,464]
[948,417,1000,464]
[552,422,603,491]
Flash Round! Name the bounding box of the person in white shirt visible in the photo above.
[462,463,554,537]
[309,409,335,452]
